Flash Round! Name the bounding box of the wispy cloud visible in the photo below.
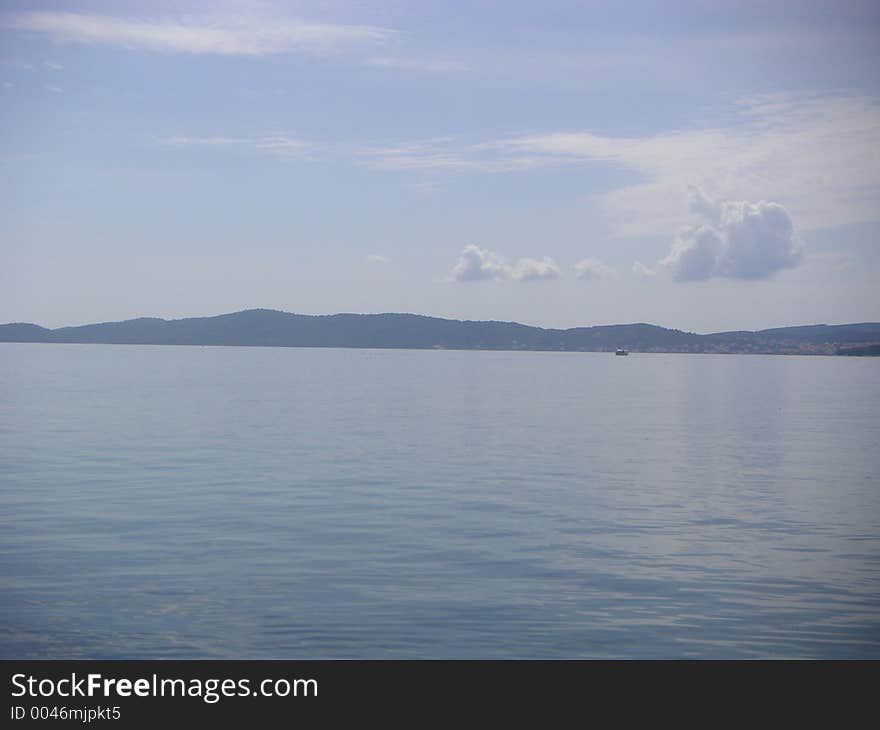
[356,138,548,173]
[5,11,393,56]
[366,56,466,73]
[0,59,36,71]
[632,261,656,278]
[251,136,312,157]
[158,135,313,158]
[494,94,880,236]
[156,93,880,240]
[367,254,388,263]
[345,94,880,236]
[406,181,444,195]
[356,141,515,173]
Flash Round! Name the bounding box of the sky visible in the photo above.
[1,0,879,332]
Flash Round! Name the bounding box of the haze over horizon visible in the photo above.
[2,1,879,331]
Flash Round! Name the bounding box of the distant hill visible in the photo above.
[837,343,880,356]
[1,309,879,355]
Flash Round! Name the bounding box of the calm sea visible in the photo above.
[1,343,878,658]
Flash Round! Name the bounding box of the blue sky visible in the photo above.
[1,0,879,330]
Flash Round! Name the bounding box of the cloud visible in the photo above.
[495,94,880,236]
[366,254,388,263]
[366,57,466,73]
[450,245,560,282]
[631,261,657,277]
[5,11,392,56]
[251,136,312,157]
[0,59,36,71]
[350,94,880,236]
[406,181,444,195]
[158,135,312,159]
[661,226,723,282]
[357,141,503,172]
[574,257,616,280]
[357,138,548,173]
[451,244,510,281]
[153,93,879,240]
[659,191,803,281]
[511,257,560,282]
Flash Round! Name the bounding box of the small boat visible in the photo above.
[615,348,629,356]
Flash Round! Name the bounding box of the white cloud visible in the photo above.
[5,11,392,56]
[574,257,616,280]
[661,226,723,282]
[451,244,510,281]
[450,245,560,283]
[366,254,388,263]
[659,191,803,281]
[512,257,560,282]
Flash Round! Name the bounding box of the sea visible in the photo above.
[1,342,878,658]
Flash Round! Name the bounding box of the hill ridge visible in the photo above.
[2,309,879,355]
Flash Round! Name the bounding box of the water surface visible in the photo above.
[1,343,878,658]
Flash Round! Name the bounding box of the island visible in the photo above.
[3,310,880,355]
